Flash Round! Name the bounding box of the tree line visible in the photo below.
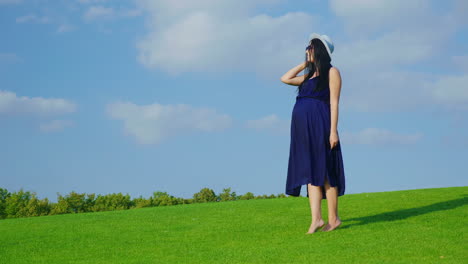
[0,187,288,220]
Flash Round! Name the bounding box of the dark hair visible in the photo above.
[296,38,333,94]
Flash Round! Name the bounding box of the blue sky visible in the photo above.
[1,0,467,203]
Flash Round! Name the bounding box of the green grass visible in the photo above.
[1,186,466,264]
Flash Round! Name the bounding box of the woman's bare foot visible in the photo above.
[321,218,342,232]
[305,219,325,234]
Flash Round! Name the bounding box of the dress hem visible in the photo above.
[286,180,345,199]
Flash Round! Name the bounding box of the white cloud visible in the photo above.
[105,101,232,145]
[324,0,464,112]
[329,0,433,36]
[56,24,75,33]
[16,14,51,24]
[83,6,115,22]
[82,5,142,22]
[340,127,423,145]
[0,90,77,116]
[134,0,315,76]
[245,114,289,135]
[133,0,466,114]
[431,74,468,110]
[334,25,455,71]
[340,69,434,112]
[338,68,468,113]
[120,8,142,18]
[39,119,75,133]
[330,0,458,72]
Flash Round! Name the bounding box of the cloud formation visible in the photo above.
[39,119,75,133]
[106,100,233,145]
[0,90,77,116]
[341,127,423,145]
[246,114,289,135]
[135,0,314,77]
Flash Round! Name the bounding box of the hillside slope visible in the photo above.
[0,186,466,263]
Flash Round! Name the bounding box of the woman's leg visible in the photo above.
[305,183,325,234]
[321,177,342,231]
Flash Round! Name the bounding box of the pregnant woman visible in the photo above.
[280,33,346,234]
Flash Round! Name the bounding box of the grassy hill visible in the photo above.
[0,186,466,263]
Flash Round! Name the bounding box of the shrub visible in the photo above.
[193,188,217,203]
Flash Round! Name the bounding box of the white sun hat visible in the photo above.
[309,33,334,58]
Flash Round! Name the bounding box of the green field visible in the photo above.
[1,186,466,263]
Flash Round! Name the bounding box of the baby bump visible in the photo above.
[293,98,331,122]
[292,98,332,136]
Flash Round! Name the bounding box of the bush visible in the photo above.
[0,188,11,219]
[92,193,132,212]
[132,195,152,208]
[25,193,51,217]
[4,188,33,218]
[218,187,237,202]
[151,191,179,206]
[239,192,255,200]
[0,186,285,220]
[193,188,217,203]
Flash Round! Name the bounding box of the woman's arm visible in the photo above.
[329,67,342,146]
[280,62,307,86]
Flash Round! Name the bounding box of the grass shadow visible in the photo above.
[338,195,468,230]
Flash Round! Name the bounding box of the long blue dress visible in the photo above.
[285,72,346,199]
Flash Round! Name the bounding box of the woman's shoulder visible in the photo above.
[329,66,341,77]
[329,65,340,73]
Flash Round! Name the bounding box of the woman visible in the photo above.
[280,33,346,234]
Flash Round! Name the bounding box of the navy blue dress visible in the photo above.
[285,73,346,199]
